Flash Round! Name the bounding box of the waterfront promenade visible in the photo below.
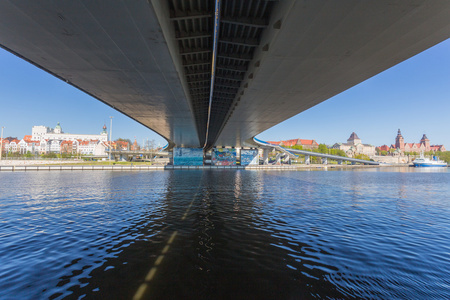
[0,159,84,166]
[0,164,387,172]
[0,159,386,171]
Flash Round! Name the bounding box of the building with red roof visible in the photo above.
[392,129,445,153]
[269,138,319,150]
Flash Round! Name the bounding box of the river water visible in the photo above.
[0,167,449,299]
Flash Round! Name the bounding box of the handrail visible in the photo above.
[253,137,379,165]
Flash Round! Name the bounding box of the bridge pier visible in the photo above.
[323,157,328,165]
[275,153,281,165]
[337,159,342,165]
[305,155,310,165]
[263,149,269,165]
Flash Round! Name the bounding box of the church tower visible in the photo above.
[101,124,107,135]
[420,134,430,151]
[395,129,404,151]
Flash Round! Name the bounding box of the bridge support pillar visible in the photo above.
[305,155,310,165]
[338,159,342,165]
[351,161,356,165]
[323,157,328,165]
[263,149,269,165]
[275,154,281,165]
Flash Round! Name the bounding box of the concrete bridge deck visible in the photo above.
[1,1,450,149]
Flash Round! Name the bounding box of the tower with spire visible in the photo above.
[395,129,404,151]
[420,134,430,151]
[101,124,107,135]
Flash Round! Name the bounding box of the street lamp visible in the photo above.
[0,126,4,161]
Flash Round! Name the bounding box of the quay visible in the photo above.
[0,164,385,172]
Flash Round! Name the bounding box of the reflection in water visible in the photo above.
[0,168,449,299]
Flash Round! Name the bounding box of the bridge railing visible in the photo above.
[253,137,379,165]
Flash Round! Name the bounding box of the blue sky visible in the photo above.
[1,38,449,148]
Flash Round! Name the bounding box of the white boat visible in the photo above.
[413,153,447,167]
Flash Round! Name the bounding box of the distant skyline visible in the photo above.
[1,38,449,148]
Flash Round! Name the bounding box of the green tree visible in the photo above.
[289,145,303,150]
[317,144,328,154]
[354,153,371,161]
[433,151,450,163]
[116,138,132,145]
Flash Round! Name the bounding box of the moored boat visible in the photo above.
[413,153,447,167]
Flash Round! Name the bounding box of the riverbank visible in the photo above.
[0,163,386,171]
[0,159,86,166]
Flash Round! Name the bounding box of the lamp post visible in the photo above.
[0,126,4,161]
[109,116,113,161]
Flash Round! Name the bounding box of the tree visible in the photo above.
[437,151,450,163]
[116,138,132,145]
[354,153,371,161]
[317,144,328,154]
[289,145,303,150]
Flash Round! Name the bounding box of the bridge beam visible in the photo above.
[221,16,269,29]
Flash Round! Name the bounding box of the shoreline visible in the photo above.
[0,163,390,172]
[0,159,86,166]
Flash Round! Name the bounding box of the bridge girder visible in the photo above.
[1,1,450,149]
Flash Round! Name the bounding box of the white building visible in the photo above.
[31,122,108,143]
[331,132,376,158]
[20,123,110,155]
[18,139,28,154]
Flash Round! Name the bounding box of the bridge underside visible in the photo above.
[1,1,450,149]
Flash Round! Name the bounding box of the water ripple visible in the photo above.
[0,168,449,299]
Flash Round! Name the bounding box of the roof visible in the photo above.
[280,139,298,147]
[348,132,360,140]
[421,134,429,140]
[298,139,317,145]
[377,145,390,151]
[430,145,444,150]
[405,143,422,148]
